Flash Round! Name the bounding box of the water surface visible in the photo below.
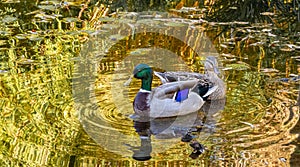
[0,1,299,166]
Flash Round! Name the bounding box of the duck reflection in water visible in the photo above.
[128,98,225,161]
[130,120,152,161]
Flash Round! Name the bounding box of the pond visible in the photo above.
[0,1,299,166]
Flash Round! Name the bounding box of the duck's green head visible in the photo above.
[133,64,153,91]
[133,64,153,79]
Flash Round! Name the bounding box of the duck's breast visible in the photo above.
[134,91,151,116]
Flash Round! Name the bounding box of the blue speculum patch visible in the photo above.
[174,88,189,102]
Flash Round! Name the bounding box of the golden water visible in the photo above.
[0,2,299,167]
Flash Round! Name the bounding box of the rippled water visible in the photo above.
[0,3,299,166]
[75,61,299,165]
[72,16,299,166]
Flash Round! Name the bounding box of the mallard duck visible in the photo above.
[128,63,217,118]
[154,56,226,100]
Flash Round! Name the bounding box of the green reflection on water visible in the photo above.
[0,38,80,166]
[0,0,299,166]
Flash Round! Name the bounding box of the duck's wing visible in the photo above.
[202,85,218,97]
[152,79,198,100]
[150,82,204,118]
[154,71,203,83]
[154,71,215,98]
[190,77,216,100]
[153,71,178,84]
